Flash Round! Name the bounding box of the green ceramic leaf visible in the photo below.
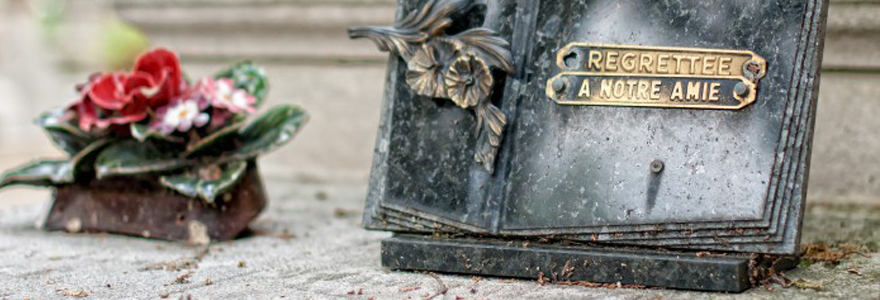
[184,122,245,157]
[131,123,184,143]
[159,161,248,203]
[37,109,91,156]
[0,160,73,189]
[70,139,113,178]
[94,140,193,179]
[0,139,112,189]
[215,62,269,107]
[130,123,153,142]
[230,105,308,160]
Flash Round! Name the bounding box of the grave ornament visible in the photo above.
[0,48,308,243]
[350,0,829,292]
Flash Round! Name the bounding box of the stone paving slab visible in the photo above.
[0,179,878,300]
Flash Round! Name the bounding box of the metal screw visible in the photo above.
[564,50,580,69]
[650,160,664,173]
[742,60,764,82]
[746,61,762,75]
[734,82,749,97]
[552,78,567,93]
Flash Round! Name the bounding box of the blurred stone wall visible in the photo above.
[0,0,119,205]
[0,0,878,204]
[809,0,880,203]
[113,0,396,184]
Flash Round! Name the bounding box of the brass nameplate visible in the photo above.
[546,43,766,110]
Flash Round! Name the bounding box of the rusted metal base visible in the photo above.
[383,234,798,292]
[42,163,267,243]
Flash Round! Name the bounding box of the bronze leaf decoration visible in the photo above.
[348,0,514,173]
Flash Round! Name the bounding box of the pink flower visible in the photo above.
[197,78,257,113]
[153,98,210,134]
[208,108,234,130]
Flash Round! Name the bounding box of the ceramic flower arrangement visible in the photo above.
[0,48,307,241]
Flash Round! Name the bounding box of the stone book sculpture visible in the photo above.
[350,0,829,292]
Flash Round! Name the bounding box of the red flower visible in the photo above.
[71,48,187,131]
[73,73,147,130]
[132,48,185,108]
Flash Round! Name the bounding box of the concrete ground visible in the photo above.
[0,179,878,300]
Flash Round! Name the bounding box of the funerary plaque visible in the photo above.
[350,0,828,291]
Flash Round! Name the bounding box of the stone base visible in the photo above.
[42,163,267,243]
[382,234,797,292]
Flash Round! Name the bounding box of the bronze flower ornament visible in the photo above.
[445,54,492,108]
[348,0,513,173]
[406,43,453,99]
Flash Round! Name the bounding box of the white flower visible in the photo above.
[156,99,210,134]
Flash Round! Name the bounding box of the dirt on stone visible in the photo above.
[802,244,873,264]
[55,289,91,298]
[141,247,211,271]
[171,272,194,285]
